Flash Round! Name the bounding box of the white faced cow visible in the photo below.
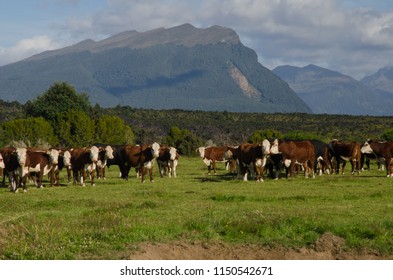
[15,148,60,192]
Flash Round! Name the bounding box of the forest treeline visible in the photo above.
[1,82,393,155]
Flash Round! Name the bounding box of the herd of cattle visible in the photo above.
[0,143,178,193]
[0,138,392,192]
[197,139,392,182]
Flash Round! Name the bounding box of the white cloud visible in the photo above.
[0,36,62,65]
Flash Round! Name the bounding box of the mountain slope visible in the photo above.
[0,24,311,113]
[273,64,393,116]
[361,66,393,103]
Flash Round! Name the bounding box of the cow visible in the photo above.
[360,140,393,177]
[96,145,115,179]
[70,146,100,187]
[157,146,179,178]
[197,146,235,175]
[15,148,60,192]
[122,142,160,183]
[231,140,271,182]
[53,149,72,186]
[309,140,330,175]
[0,147,20,190]
[270,139,315,178]
[327,139,361,175]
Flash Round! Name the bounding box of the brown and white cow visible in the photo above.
[53,149,72,186]
[327,139,361,175]
[232,140,271,182]
[70,146,100,187]
[157,146,179,178]
[270,139,315,178]
[96,145,114,179]
[0,147,20,190]
[15,148,60,192]
[361,140,393,177]
[197,146,235,175]
[123,142,160,183]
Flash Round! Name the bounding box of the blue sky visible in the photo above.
[1,0,393,79]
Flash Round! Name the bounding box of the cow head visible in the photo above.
[104,145,114,160]
[90,146,99,163]
[196,147,205,158]
[269,139,280,154]
[0,153,4,169]
[63,150,72,168]
[151,142,160,158]
[360,140,373,154]
[47,148,60,165]
[169,147,177,160]
[261,139,271,155]
[16,148,27,166]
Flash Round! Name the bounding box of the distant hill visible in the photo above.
[0,24,311,114]
[273,64,393,116]
[361,66,393,104]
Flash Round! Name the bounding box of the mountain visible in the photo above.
[0,24,311,113]
[361,66,393,104]
[273,64,393,116]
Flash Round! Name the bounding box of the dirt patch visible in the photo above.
[127,233,389,260]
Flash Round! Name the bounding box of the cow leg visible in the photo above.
[91,169,96,186]
[81,170,86,187]
[385,157,392,177]
[213,160,217,175]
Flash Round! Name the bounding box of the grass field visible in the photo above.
[1,157,393,259]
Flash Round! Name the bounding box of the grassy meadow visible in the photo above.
[1,157,393,259]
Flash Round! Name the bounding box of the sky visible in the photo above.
[1,0,393,80]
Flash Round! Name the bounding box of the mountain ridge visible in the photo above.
[273,64,393,116]
[0,24,311,113]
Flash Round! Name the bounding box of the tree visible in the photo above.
[381,128,393,141]
[2,117,58,146]
[96,115,134,145]
[56,110,95,147]
[249,129,283,143]
[24,82,91,121]
[166,126,202,156]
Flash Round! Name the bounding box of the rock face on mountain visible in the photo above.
[0,24,311,113]
[273,64,393,116]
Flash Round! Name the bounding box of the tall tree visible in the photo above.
[96,115,134,145]
[24,82,91,121]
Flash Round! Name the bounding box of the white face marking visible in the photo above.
[0,154,4,169]
[90,146,99,162]
[105,146,114,159]
[151,142,160,158]
[16,148,27,166]
[63,151,72,167]
[270,139,280,154]
[169,147,177,160]
[262,139,271,155]
[197,147,205,158]
[48,149,60,165]
[360,142,373,154]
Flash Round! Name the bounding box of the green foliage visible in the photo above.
[249,129,283,143]
[56,110,95,147]
[96,115,134,145]
[2,117,58,147]
[284,130,327,141]
[381,128,393,141]
[24,82,91,121]
[166,126,203,156]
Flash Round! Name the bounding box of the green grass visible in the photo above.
[1,157,393,259]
